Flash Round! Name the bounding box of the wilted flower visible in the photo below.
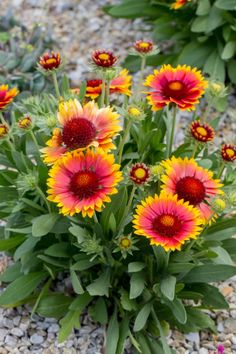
[18,116,32,130]
[145,64,207,111]
[0,84,18,110]
[221,144,236,162]
[162,157,223,222]
[130,163,150,185]
[133,192,203,251]
[47,149,123,217]
[134,40,153,54]
[190,120,215,143]
[0,124,9,138]
[92,50,118,68]
[39,51,61,71]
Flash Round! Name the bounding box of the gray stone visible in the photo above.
[185,332,200,344]
[224,318,236,333]
[3,318,13,329]
[0,329,7,341]
[48,323,60,333]
[30,334,44,345]
[4,334,17,347]
[199,349,208,354]
[10,328,24,337]
[13,316,21,326]
[217,322,225,332]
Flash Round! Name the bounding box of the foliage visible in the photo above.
[104,0,236,84]
[0,12,55,99]
[0,43,236,354]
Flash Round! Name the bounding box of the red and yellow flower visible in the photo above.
[0,85,18,110]
[39,51,61,71]
[134,40,153,54]
[42,99,121,164]
[171,0,191,10]
[221,144,236,162]
[92,50,118,68]
[145,64,207,111]
[130,163,150,185]
[0,124,8,138]
[83,69,132,99]
[133,192,203,251]
[161,157,223,222]
[47,149,123,217]
[190,120,215,143]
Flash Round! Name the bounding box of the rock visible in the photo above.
[185,332,200,344]
[217,322,225,332]
[30,334,44,345]
[0,329,7,342]
[224,318,236,333]
[199,349,208,354]
[48,323,60,333]
[4,334,17,347]
[10,328,24,337]
[3,318,13,329]
[221,286,234,297]
[13,316,21,327]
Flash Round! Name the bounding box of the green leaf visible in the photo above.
[58,293,92,343]
[189,284,229,309]
[182,264,236,283]
[86,269,111,297]
[116,316,129,354]
[71,258,99,271]
[168,263,195,274]
[14,237,38,261]
[69,223,89,243]
[215,0,236,10]
[32,214,59,237]
[105,307,119,354]
[128,262,146,273]
[0,262,21,282]
[0,235,25,251]
[221,41,236,60]
[211,246,234,265]
[78,81,87,102]
[120,289,137,311]
[37,255,69,268]
[160,275,176,301]
[37,293,72,318]
[191,16,207,33]
[0,272,47,306]
[134,302,152,332]
[70,269,84,294]
[164,298,187,324]
[196,0,211,15]
[45,242,72,258]
[129,272,145,299]
[206,6,225,32]
[204,50,225,82]
[92,298,108,325]
[107,0,150,19]
[228,60,236,84]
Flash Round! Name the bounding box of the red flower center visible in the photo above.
[70,171,100,199]
[176,176,205,205]
[164,80,186,100]
[87,79,102,88]
[62,118,97,149]
[152,214,182,237]
[0,90,7,100]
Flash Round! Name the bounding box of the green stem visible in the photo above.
[93,212,98,223]
[105,79,110,106]
[118,184,136,232]
[36,186,51,213]
[166,105,177,158]
[151,309,172,354]
[52,71,60,99]
[136,56,146,97]
[192,142,199,158]
[118,120,132,165]
[100,73,106,107]
[217,162,226,179]
[202,98,214,122]
[0,111,9,126]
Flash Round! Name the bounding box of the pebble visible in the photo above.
[185,332,200,344]
[199,349,208,354]
[4,334,17,347]
[10,328,24,337]
[30,334,44,345]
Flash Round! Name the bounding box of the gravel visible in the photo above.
[1,0,236,353]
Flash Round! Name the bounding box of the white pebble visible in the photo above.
[10,328,24,337]
[30,334,44,345]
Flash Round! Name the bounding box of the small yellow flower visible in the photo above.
[0,124,8,138]
[18,116,32,129]
[119,237,132,250]
[128,107,141,117]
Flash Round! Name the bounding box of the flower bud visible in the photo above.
[212,198,226,214]
[18,116,32,130]
[0,124,9,138]
[39,51,61,71]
